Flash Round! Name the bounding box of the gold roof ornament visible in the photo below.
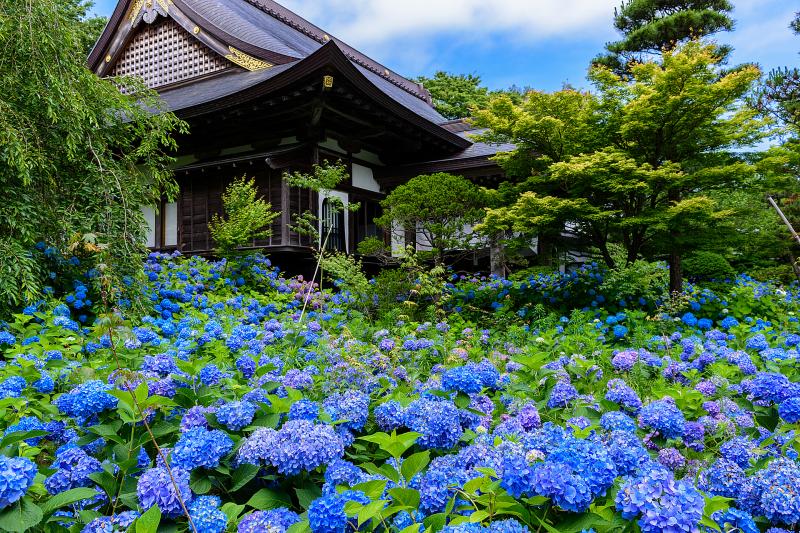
[129,0,145,22]
[225,47,273,71]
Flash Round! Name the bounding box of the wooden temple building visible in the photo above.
[89,0,512,268]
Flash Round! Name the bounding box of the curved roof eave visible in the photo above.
[166,41,471,150]
[87,0,302,73]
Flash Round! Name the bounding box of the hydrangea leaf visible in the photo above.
[400,451,430,482]
[134,503,161,533]
[246,488,291,510]
[0,496,42,532]
[40,487,101,517]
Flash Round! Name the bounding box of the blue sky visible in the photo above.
[91,0,798,92]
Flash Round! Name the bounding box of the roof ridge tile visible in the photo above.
[242,0,432,103]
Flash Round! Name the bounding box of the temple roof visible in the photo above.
[88,0,510,160]
[89,0,433,105]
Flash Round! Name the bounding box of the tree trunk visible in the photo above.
[598,242,616,269]
[668,190,682,295]
[669,249,682,295]
[789,251,800,283]
[490,234,505,277]
[537,234,553,266]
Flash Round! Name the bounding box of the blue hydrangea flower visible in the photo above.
[54,381,117,421]
[532,462,592,512]
[720,436,754,468]
[323,459,366,495]
[33,372,55,394]
[638,399,685,439]
[180,405,216,432]
[308,490,369,533]
[699,459,745,499]
[289,399,320,421]
[419,456,471,514]
[611,350,638,372]
[171,427,233,471]
[604,430,649,476]
[0,456,37,508]
[441,366,483,394]
[616,466,704,533]
[738,458,800,525]
[237,420,344,476]
[136,466,193,518]
[746,334,769,352]
[45,447,103,495]
[547,381,578,409]
[188,495,227,533]
[0,376,27,399]
[713,507,759,533]
[5,416,47,445]
[238,508,300,532]
[403,398,463,450]
[600,411,636,433]
[323,390,369,432]
[198,364,226,386]
[215,401,257,431]
[375,401,406,431]
[235,356,256,379]
[779,397,800,423]
[605,379,642,412]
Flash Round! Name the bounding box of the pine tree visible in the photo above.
[415,72,490,120]
[594,0,734,74]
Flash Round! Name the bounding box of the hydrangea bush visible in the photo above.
[1,251,800,532]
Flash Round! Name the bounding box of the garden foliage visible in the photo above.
[0,0,185,316]
[1,251,800,532]
[208,177,279,259]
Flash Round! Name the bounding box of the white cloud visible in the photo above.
[280,0,619,46]
[275,0,620,76]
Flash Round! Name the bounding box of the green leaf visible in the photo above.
[469,510,490,523]
[41,487,101,516]
[462,476,486,495]
[190,475,212,495]
[357,500,387,527]
[296,486,322,510]
[220,502,245,523]
[423,513,447,532]
[88,471,117,497]
[230,463,260,492]
[473,467,497,478]
[700,516,722,532]
[0,430,49,449]
[454,392,471,409]
[353,480,388,501]
[400,451,429,482]
[704,495,733,516]
[286,520,312,533]
[119,492,139,510]
[247,488,292,510]
[135,504,161,533]
[0,497,43,532]
[388,487,420,509]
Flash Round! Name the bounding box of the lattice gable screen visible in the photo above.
[111,18,232,89]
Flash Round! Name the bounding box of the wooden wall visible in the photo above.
[177,166,301,254]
